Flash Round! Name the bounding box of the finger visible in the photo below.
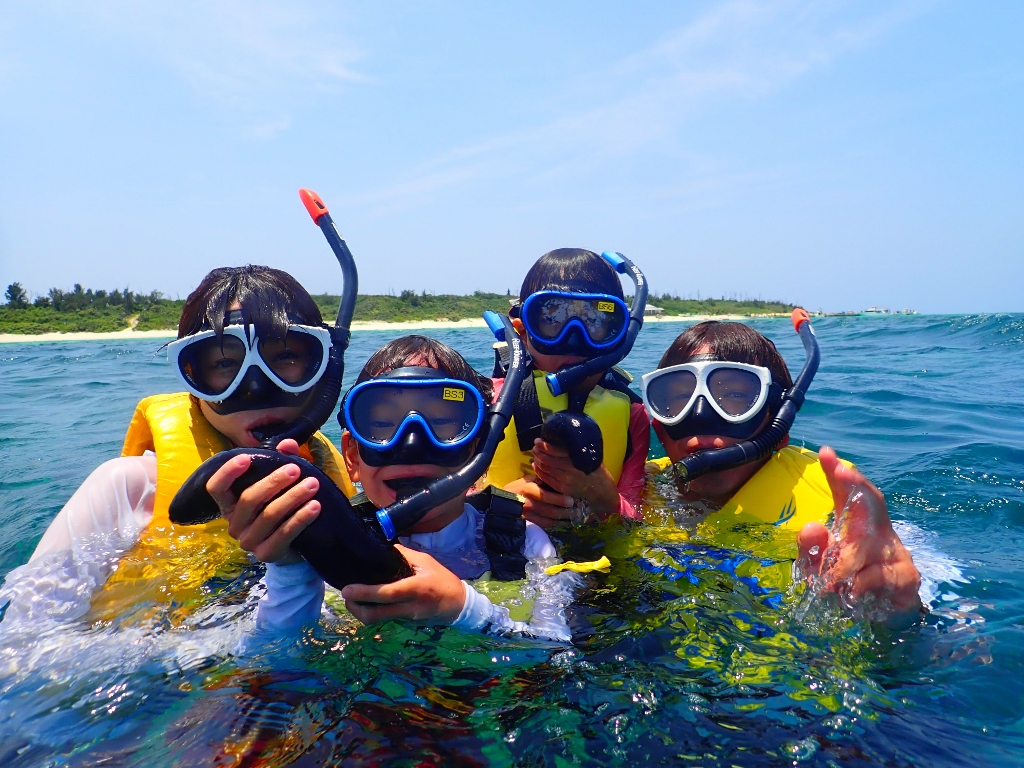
[533,439,570,458]
[226,466,309,539]
[820,447,892,539]
[532,452,575,475]
[342,579,418,605]
[797,522,830,574]
[346,599,417,625]
[206,454,253,509]
[522,500,573,527]
[241,475,318,546]
[249,500,321,563]
[275,439,301,456]
[518,481,573,509]
[532,466,570,494]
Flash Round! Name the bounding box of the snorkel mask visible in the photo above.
[171,189,356,447]
[168,310,333,416]
[522,252,648,398]
[651,309,821,484]
[342,367,487,469]
[641,355,784,441]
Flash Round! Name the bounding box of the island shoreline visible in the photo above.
[0,314,771,344]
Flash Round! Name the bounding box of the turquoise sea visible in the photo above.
[1,314,1022,766]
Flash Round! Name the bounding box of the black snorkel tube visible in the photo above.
[254,189,357,448]
[374,310,528,540]
[544,251,648,398]
[672,308,820,484]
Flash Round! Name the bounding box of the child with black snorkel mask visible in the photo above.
[487,248,650,528]
[642,319,923,626]
[209,336,578,640]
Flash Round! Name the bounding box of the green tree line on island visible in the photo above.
[1,282,794,334]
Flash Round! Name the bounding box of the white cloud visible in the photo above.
[56,0,368,107]
[343,0,923,207]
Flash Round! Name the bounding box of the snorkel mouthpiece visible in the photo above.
[375,311,528,541]
[545,251,647,397]
[256,190,358,449]
[672,309,820,484]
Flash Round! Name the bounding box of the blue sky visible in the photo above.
[0,1,1020,313]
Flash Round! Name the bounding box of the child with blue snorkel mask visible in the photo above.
[210,336,577,639]
[487,248,650,528]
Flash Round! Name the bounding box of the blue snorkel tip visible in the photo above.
[376,509,397,541]
[601,251,627,273]
[483,310,506,341]
[545,372,564,396]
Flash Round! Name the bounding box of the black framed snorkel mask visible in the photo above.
[646,309,821,484]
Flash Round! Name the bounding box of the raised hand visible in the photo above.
[797,446,922,625]
[340,545,466,625]
[205,439,321,564]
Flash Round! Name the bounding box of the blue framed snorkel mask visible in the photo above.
[518,291,631,357]
[343,367,487,469]
[517,252,648,399]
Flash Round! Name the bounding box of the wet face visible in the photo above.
[341,432,468,533]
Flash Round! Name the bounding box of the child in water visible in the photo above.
[19,265,352,618]
[486,248,650,527]
[208,336,578,640]
[641,320,922,624]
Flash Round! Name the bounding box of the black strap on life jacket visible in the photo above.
[512,364,641,453]
[468,485,528,581]
[512,368,545,452]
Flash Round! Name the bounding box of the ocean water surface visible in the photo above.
[1,314,1022,766]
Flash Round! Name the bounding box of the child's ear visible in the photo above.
[511,317,525,336]
[341,431,361,482]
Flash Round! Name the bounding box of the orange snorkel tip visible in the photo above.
[791,307,811,332]
[299,188,329,223]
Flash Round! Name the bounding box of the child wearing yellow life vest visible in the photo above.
[486,248,650,528]
[27,265,353,618]
[640,320,923,625]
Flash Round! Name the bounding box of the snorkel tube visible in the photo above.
[254,189,357,448]
[672,308,821,484]
[544,251,648,398]
[374,310,528,540]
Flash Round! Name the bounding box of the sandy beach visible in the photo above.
[0,313,757,344]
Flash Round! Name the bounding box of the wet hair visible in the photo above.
[517,248,624,303]
[659,321,794,389]
[355,335,494,401]
[177,265,323,341]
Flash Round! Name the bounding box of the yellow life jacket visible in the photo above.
[90,392,354,621]
[648,445,848,531]
[485,370,631,489]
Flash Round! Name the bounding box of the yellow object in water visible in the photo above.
[486,369,631,488]
[545,555,612,575]
[90,392,354,621]
[647,445,849,531]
